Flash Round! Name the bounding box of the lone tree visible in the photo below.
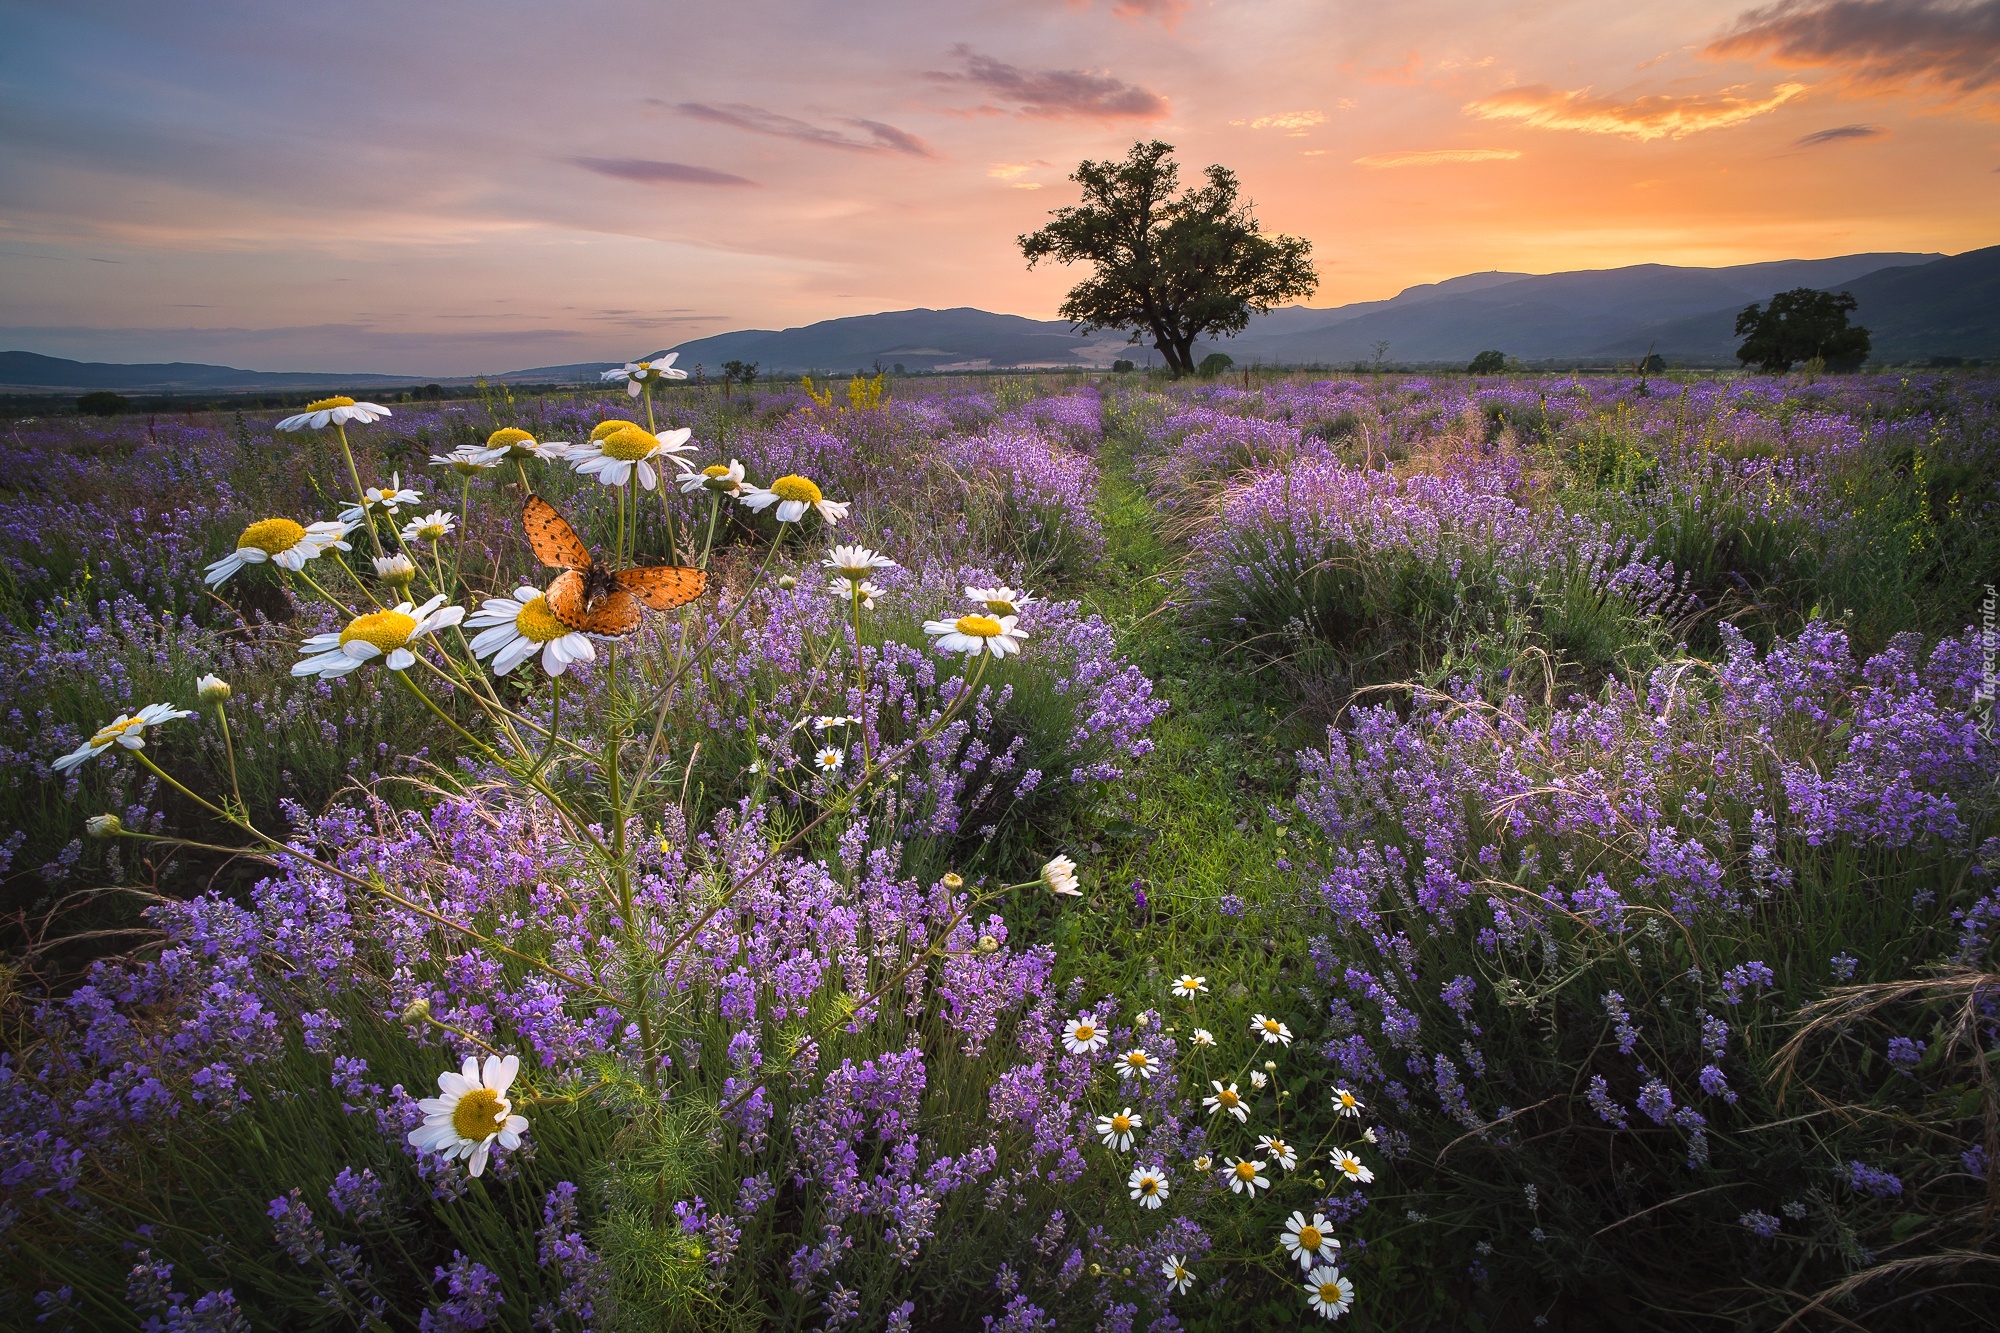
[1734,288,1871,372]
[1467,350,1507,375]
[1019,140,1317,377]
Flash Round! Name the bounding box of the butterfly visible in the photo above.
[522,495,707,636]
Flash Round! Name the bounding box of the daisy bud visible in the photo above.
[1265,1060,1278,1072]
[374,554,417,590]
[778,575,797,590]
[1314,1176,1328,1190]
[400,997,432,1024]
[86,813,123,839]
[1134,1013,1150,1030]
[942,872,964,889]
[1089,1264,1103,1278]
[978,934,1000,954]
[195,673,231,704]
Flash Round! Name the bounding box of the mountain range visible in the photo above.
[4,247,1994,393]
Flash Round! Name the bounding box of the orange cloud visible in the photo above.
[1354,148,1523,167]
[1233,110,1329,135]
[1463,81,1808,139]
[1709,0,2000,112]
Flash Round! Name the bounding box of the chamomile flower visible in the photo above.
[1097,1107,1142,1152]
[1331,1088,1364,1119]
[203,518,353,586]
[1062,1016,1108,1056]
[430,445,506,475]
[407,1054,529,1178]
[741,474,849,525]
[1259,1135,1298,1171]
[1251,1014,1294,1047]
[1172,974,1208,1000]
[52,703,195,773]
[465,586,596,677]
[1204,1081,1248,1122]
[923,610,1025,659]
[823,545,897,582]
[1304,1265,1354,1320]
[601,355,687,396]
[810,715,862,731]
[1192,1154,1213,1173]
[680,459,748,496]
[483,427,565,462]
[569,426,694,491]
[1280,1212,1339,1271]
[400,510,456,544]
[1224,1157,1270,1196]
[1040,854,1082,897]
[815,747,845,774]
[1191,1028,1216,1047]
[963,585,1034,617]
[275,396,390,432]
[373,554,417,591]
[195,674,230,703]
[1162,1255,1195,1296]
[339,474,422,524]
[1250,1070,1268,1090]
[824,576,884,610]
[1330,1151,1374,1185]
[292,595,464,678]
[1116,1049,1154,1082]
[1127,1165,1169,1209]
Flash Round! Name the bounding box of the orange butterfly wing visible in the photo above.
[523,496,592,569]
[615,565,708,611]
[546,569,643,637]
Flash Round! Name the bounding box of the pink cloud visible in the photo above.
[929,45,1170,119]
[673,102,935,155]
[1710,0,2000,108]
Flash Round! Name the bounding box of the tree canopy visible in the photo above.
[1734,288,1871,372]
[1019,141,1317,377]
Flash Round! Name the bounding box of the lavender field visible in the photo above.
[2,367,1997,1331]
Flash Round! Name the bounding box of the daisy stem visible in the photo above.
[293,564,363,615]
[454,473,473,592]
[415,1011,508,1063]
[616,478,629,569]
[213,704,244,816]
[599,643,659,1090]
[850,585,873,771]
[514,458,532,495]
[659,482,680,563]
[527,675,564,781]
[332,422,383,559]
[394,670,508,772]
[700,493,721,569]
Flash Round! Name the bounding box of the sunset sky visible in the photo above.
[2,0,1995,374]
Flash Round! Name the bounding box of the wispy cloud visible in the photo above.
[1232,110,1329,135]
[1711,0,2000,107]
[1099,0,1190,24]
[1355,148,1523,167]
[930,45,1169,119]
[1463,82,1807,139]
[1794,121,1888,143]
[673,103,933,155]
[571,157,757,186]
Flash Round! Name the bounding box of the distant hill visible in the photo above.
[0,350,426,393]
[653,307,1129,374]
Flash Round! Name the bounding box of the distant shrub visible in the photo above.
[1467,350,1506,375]
[75,392,130,416]
[1197,352,1234,377]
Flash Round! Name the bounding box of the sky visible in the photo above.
[1,0,1996,375]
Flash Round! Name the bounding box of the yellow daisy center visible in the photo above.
[1319,1281,1340,1301]
[487,427,534,451]
[703,464,733,478]
[1235,1161,1258,1181]
[304,396,356,411]
[1141,1177,1160,1195]
[89,716,143,746]
[340,609,418,653]
[1111,1114,1131,1133]
[770,474,822,503]
[1125,1052,1148,1069]
[451,1087,506,1140]
[1263,1019,1282,1033]
[239,518,305,554]
[954,614,1004,638]
[590,419,637,442]
[1298,1225,1322,1250]
[599,429,659,461]
[1073,1024,1095,1042]
[1218,1089,1239,1107]
[515,595,569,644]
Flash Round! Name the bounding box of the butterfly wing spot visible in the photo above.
[616,565,708,611]
[523,496,593,569]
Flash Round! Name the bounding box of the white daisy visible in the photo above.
[1041,854,1082,897]
[1204,1081,1248,1123]
[1250,1070,1268,1090]
[1330,1150,1374,1185]
[1331,1088,1365,1119]
[373,554,417,590]
[1162,1254,1195,1296]
[1224,1157,1270,1196]
[203,518,353,586]
[339,473,422,525]
[52,703,195,773]
[964,585,1034,617]
[1281,1212,1340,1271]
[407,1053,529,1178]
[823,545,897,582]
[741,474,849,525]
[1304,1265,1354,1320]
[275,396,391,432]
[195,674,230,703]
[568,426,695,492]
[1191,1028,1216,1047]
[482,427,564,462]
[1192,1154,1213,1173]
[824,576,884,609]
[1259,1135,1298,1171]
[430,445,506,476]
[810,715,861,731]
[601,354,687,397]
[400,510,456,544]
[1172,974,1208,999]
[1362,1126,1378,1144]
[1061,1016,1108,1056]
[923,612,1025,659]
[292,595,464,678]
[1251,1014,1294,1047]
[815,747,845,774]
[1117,1048,1154,1082]
[680,459,748,496]
[465,586,597,677]
[1096,1107,1142,1152]
[1127,1165,1169,1209]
